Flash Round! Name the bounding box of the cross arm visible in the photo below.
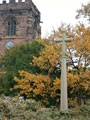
[65,38,73,42]
[54,39,62,43]
[54,38,73,43]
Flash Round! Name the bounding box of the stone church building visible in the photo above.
[0,0,41,54]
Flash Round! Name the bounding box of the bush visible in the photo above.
[0,97,90,120]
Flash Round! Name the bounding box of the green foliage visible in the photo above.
[0,40,44,95]
[25,100,42,111]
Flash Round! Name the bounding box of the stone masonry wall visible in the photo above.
[0,0,41,54]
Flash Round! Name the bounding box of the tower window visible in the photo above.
[7,17,16,36]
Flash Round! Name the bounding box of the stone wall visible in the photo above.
[0,0,41,54]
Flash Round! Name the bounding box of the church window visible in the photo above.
[7,17,16,36]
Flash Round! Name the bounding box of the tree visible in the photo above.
[32,40,61,77]
[12,40,61,106]
[51,23,90,105]
[76,2,90,21]
[11,24,90,106]
[0,40,44,95]
[67,23,90,105]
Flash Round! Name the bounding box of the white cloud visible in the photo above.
[32,0,89,38]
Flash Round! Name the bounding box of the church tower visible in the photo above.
[0,0,41,54]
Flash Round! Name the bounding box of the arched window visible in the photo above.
[7,17,16,36]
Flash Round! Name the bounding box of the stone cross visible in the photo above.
[55,30,72,112]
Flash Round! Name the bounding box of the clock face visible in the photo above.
[6,42,13,49]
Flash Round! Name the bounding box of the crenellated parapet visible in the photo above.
[0,0,40,16]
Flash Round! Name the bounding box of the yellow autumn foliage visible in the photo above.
[32,40,61,74]
[67,71,90,94]
[12,70,60,105]
[12,24,90,106]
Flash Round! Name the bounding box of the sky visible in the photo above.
[0,0,89,37]
[32,0,89,38]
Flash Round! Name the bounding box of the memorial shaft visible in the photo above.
[60,31,68,112]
